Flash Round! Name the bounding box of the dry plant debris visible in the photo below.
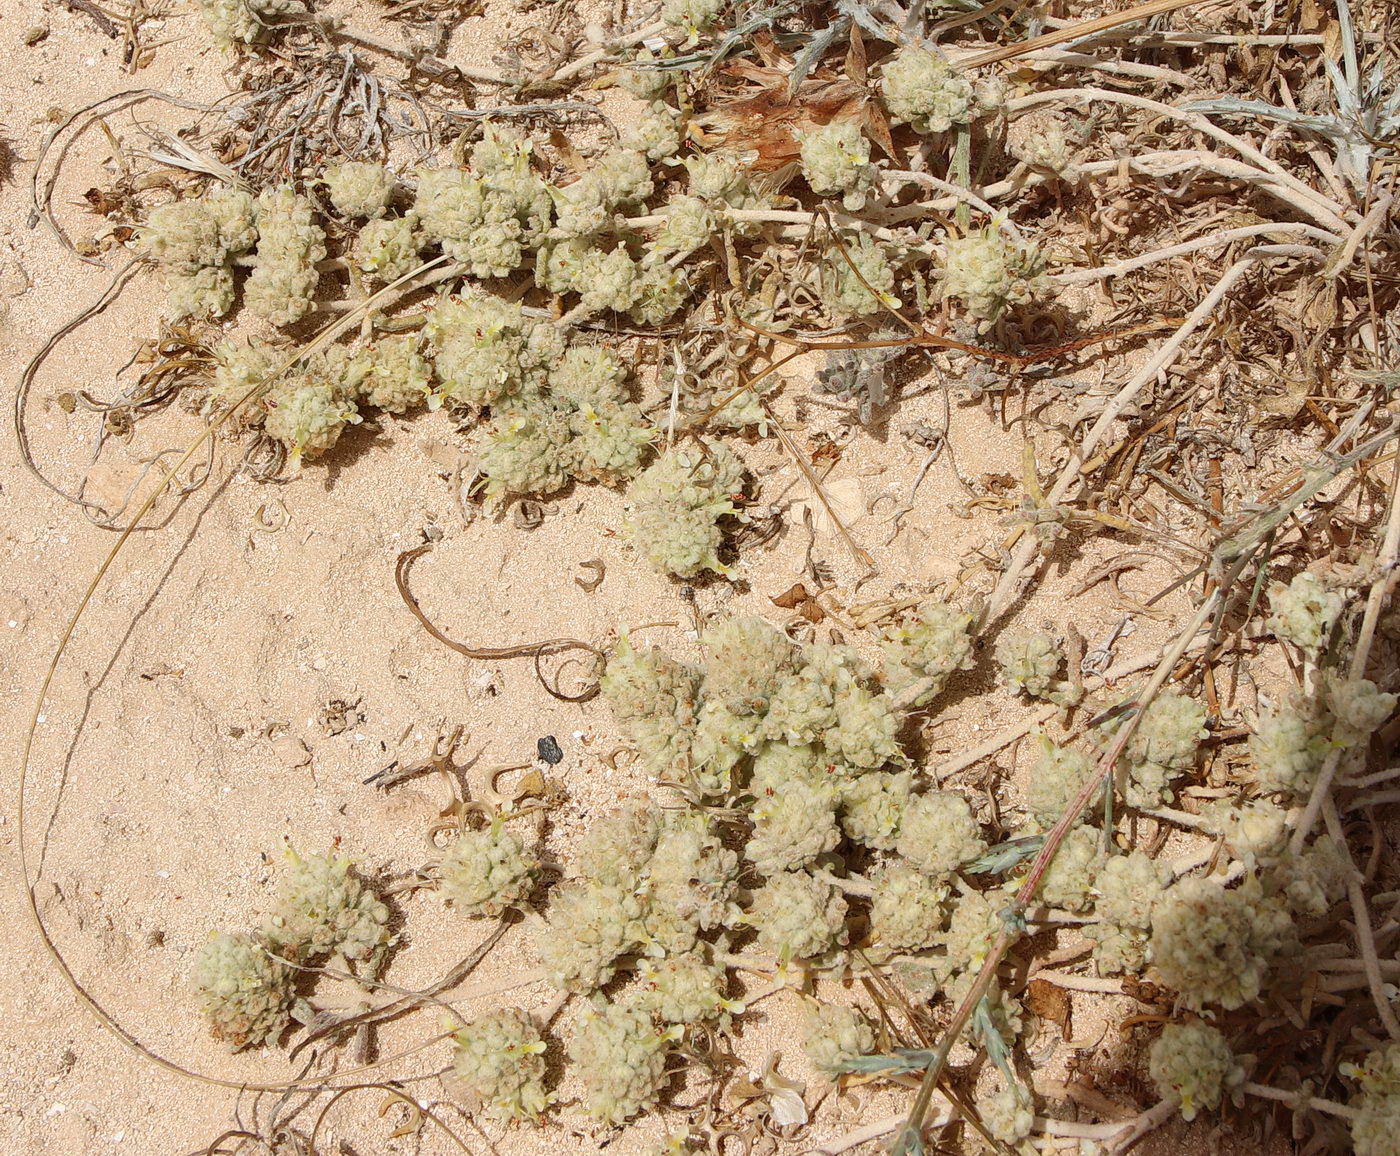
[9,0,1400,1153]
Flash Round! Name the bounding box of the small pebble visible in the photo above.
[24,26,49,46]
[537,735,563,765]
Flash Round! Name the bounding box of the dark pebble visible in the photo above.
[537,735,563,765]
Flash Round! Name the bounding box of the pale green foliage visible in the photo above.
[880,603,975,706]
[879,44,976,133]
[263,846,392,971]
[246,186,326,327]
[746,871,848,962]
[323,161,396,218]
[868,861,948,952]
[1149,1022,1245,1122]
[569,997,677,1123]
[798,121,875,210]
[802,1002,875,1079]
[766,643,900,768]
[940,224,1047,327]
[191,931,295,1050]
[1266,570,1345,652]
[626,440,746,578]
[895,790,987,877]
[551,150,653,236]
[439,823,538,917]
[451,1009,550,1122]
[1149,875,1293,1010]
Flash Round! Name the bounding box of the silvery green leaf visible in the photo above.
[964,835,1044,875]
[835,1046,935,1075]
[788,16,849,97]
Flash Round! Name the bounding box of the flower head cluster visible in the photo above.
[568,997,679,1123]
[662,0,725,43]
[981,1083,1034,1145]
[1348,1044,1400,1156]
[600,638,703,780]
[1150,875,1293,1009]
[353,214,424,282]
[424,292,563,408]
[746,871,849,962]
[1111,691,1207,807]
[1250,688,1334,796]
[439,822,539,916]
[198,0,303,49]
[535,880,646,992]
[261,358,361,466]
[868,861,949,952]
[1089,849,1167,976]
[802,1002,875,1080]
[142,186,256,319]
[1036,824,1101,911]
[624,102,683,161]
[1024,737,1100,829]
[826,233,902,317]
[880,603,975,707]
[246,186,326,327]
[798,122,876,210]
[1266,570,1344,653]
[895,790,987,877]
[940,223,1047,328]
[1149,1022,1246,1121]
[352,334,433,413]
[451,1009,550,1122]
[746,778,841,874]
[625,440,746,578]
[636,953,739,1025]
[191,931,295,1050]
[879,45,976,134]
[323,161,397,219]
[264,846,392,971]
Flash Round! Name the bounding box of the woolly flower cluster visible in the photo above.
[625,440,746,578]
[568,998,680,1123]
[198,0,303,49]
[662,0,724,42]
[192,846,391,1049]
[747,870,849,962]
[1037,825,1101,911]
[896,791,987,877]
[354,213,425,282]
[940,224,1047,328]
[1024,738,1100,829]
[636,953,740,1025]
[799,122,876,210]
[323,161,397,219]
[424,291,563,408]
[1148,1022,1246,1121]
[439,822,539,916]
[1087,849,1167,975]
[879,603,975,706]
[826,233,902,317]
[477,344,656,503]
[414,128,552,278]
[1111,691,1208,807]
[1266,570,1344,653]
[1149,874,1293,1009]
[1349,1044,1400,1156]
[1250,675,1395,796]
[190,931,296,1050]
[802,1002,875,1080]
[264,846,393,970]
[996,630,1079,704]
[879,44,977,134]
[982,1083,1034,1145]
[533,809,739,988]
[246,186,326,327]
[142,186,256,319]
[451,1009,550,1122]
[868,862,948,952]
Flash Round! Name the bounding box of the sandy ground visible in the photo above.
[0,3,1299,1154]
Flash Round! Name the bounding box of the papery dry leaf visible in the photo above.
[1026,978,1072,1040]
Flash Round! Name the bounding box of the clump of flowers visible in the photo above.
[261,357,362,466]
[1110,691,1208,807]
[896,790,987,877]
[1348,1044,1400,1156]
[662,0,725,43]
[625,440,747,578]
[1149,874,1293,1009]
[803,1002,875,1080]
[868,861,948,952]
[1149,1021,1247,1121]
[746,871,849,962]
[141,186,256,319]
[191,931,296,1050]
[880,603,975,706]
[826,232,902,317]
[940,223,1047,328]
[568,997,679,1123]
[1249,687,1334,796]
[1266,570,1345,653]
[451,1008,551,1122]
[535,880,645,992]
[981,1082,1034,1146]
[246,185,326,327]
[879,44,976,134]
[353,214,425,282]
[199,0,303,49]
[423,291,563,408]
[323,161,397,219]
[798,122,876,210]
[636,953,740,1025]
[439,822,539,916]
[996,630,1080,704]
[263,846,392,972]
[352,334,433,413]
[1087,849,1168,974]
[1035,824,1101,911]
[1024,737,1100,829]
